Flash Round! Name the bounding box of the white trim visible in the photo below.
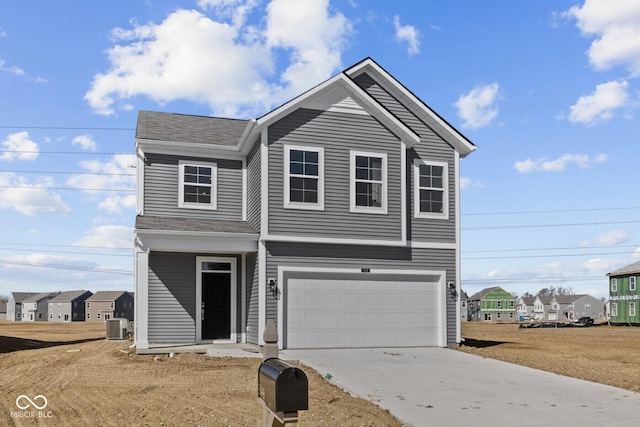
[455,150,461,344]
[258,241,267,346]
[400,143,407,244]
[134,249,149,349]
[136,147,145,215]
[630,276,636,291]
[350,150,388,214]
[241,253,247,343]
[178,160,217,211]
[135,232,258,253]
[276,266,446,349]
[260,129,269,237]
[413,159,449,219]
[136,139,245,160]
[195,256,237,344]
[242,158,247,221]
[261,233,456,249]
[283,144,325,211]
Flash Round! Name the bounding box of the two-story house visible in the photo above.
[516,296,535,321]
[85,291,134,322]
[467,287,516,322]
[607,260,640,324]
[48,290,93,322]
[21,292,59,321]
[133,58,476,352]
[6,292,38,321]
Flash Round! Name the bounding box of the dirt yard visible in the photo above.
[3,321,640,426]
[0,321,400,427]
[458,321,640,393]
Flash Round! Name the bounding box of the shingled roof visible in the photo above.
[608,260,640,277]
[135,110,248,146]
[135,215,258,234]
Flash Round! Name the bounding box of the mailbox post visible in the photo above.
[258,358,308,426]
[258,321,308,426]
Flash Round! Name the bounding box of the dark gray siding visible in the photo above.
[267,108,402,241]
[246,139,261,232]
[144,153,243,220]
[246,252,259,344]
[265,242,457,345]
[148,252,196,342]
[353,73,456,243]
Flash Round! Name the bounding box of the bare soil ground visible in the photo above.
[0,321,401,427]
[458,321,640,393]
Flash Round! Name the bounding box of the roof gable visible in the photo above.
[49,290,92,303]
[345,58,477,158]
[86,291,129,302]
[608,260,640,277]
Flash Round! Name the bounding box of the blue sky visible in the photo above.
[1,0,638,299]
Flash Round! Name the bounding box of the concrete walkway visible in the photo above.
[280,347,640,427]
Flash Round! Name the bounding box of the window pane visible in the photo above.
[355,156,369,168]
[185,166,198,174]
[305,151,318,164]
[355,166,369,180]
[303,177,317,191]
[290,150,303,162]
[290,162,304,175]
[290,177,304,190]
[202,262,231,271]
[420,189,443,213]
[290,189,304,202]
[305,163,318,176]
[370,183,382,207]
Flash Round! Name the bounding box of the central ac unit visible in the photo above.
[106,318,128,340]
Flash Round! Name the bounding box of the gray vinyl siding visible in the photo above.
[246,138,261,232]
[149,252,197,343]
[353,73,456,243]
[143,153,243,220]
[267,108,402,241]
[148,251,244,343]
[246,252,259,344]
[265,241,457,345]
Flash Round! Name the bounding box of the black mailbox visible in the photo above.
[258,358,309,414]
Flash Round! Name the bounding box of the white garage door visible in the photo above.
[286,276,442,349]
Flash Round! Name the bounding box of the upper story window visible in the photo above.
[630,276,636,291]
[611,278,618,292]
[178,161,217,210]
[414,159,448,219]
[350,151,387,214]
[284,145,324,210]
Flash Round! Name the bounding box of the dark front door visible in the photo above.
[202,273,231,340]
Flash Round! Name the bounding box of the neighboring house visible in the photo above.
[48,290,93,322]
[530,294,603,321]
[133,57,477,352]
[460,290,469,322]
[607,260,640,324]
[6,292,38,321]
[21,292,59,322]
[85,291,134,322]
[0,300,6,320]
[516,296,535,320]
[468,287,516,322]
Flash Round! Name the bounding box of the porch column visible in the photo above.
[135,249,149,349]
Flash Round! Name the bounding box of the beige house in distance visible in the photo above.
[85,291,134,322]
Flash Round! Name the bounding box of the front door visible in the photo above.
[202,272,231,340]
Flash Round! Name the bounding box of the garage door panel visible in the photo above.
[286,276,440,349]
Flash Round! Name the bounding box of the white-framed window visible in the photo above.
[284,145,324,210]
[178,161,217,210]
[509,300,515,308]
[87,313,91,319]
[413,159,448,219]
[496,312,502,319]
[584,303,591,309]
[630,276,636,291]
[509,312,514,319]
[97,313,101,319]
[110,302,114,309]
[630,302,636,317]
[496,301,502,308]
[350,151,387,214]
[611,303,618,317]
[611,278,617,292]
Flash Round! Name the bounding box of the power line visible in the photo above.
[462,275,604,284]
[0,185,135,192]
[0,170,135,176]
[0,126,135,131]
[463,244,640,254]
[462,219,640,231]
[0,150,133,155]
[0,259,133,275]
[463,250,636,260]
[0,242,131,251]
[0,247,130,258]
[462,206,640,216]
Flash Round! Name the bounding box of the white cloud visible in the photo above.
[514,153,607,173]
[0,59,25,76]
[0,173,71,216]
[73,225,133,249]
[566,0,640,76]
[85,0,351,117]
[460,177,485,190]
[0,132,39,161]
[568,80,629,125]
[634,247,640,259]
[593,229,630,246]
[72,134,98,152]
[453,83,500,129]
[66,154,136,212]
[393,15,420,56]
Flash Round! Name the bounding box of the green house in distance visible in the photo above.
[608,260,640,324]
[468,286,516,322]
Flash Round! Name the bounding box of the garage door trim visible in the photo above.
[276,266,446,349]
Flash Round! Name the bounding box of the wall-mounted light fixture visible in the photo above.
[448,282,458,301]
[268,278,279,300]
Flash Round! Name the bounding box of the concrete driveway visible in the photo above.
[281,347,640,427]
